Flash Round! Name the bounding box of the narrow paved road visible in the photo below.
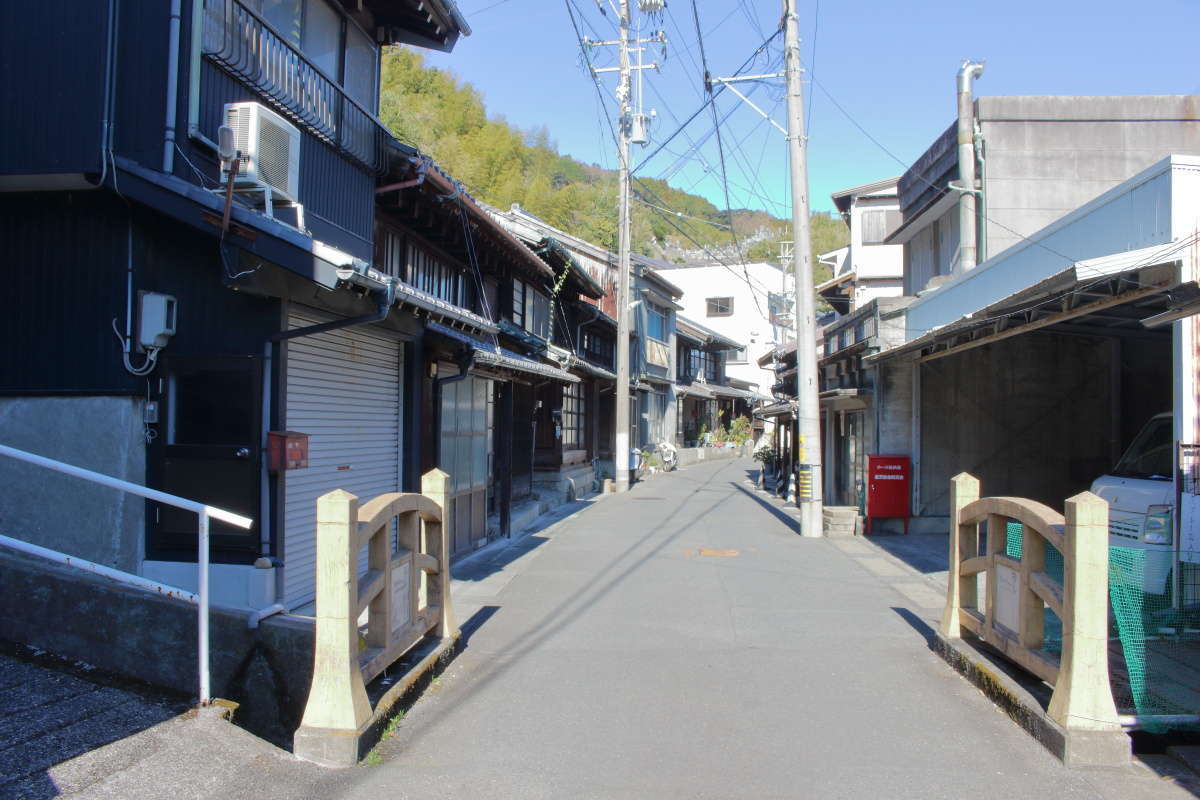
[338,457,1184,799]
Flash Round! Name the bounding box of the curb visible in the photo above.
[933,631,1132,768]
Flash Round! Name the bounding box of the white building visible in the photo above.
[652,261,784,397]
[816,176,904,315]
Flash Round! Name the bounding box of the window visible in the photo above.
[860,209,902,245]
[513,279,550,339]
[728,346,748,364]
[706,297,733,317]
[204,0,381,115]
[407,242,469,308]
[646,303,668,342]
[561,383,585,450]
[582,330,614,366]
[646,387,668,445]
[685,347,721,382]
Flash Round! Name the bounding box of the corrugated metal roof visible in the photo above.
[426,321,580,383]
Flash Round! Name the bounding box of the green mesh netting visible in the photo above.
[991,522,1200,731]
[1004,522,1064,654]
[1108,546,1200,732]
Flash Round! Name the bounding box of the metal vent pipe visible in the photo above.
[956,60,984,274]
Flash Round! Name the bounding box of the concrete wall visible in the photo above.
[916,332,1119,517]
[900,98,1200,300]
[906,157,1192,340]
[0,548,314,746]
[978,95,1200,260]
[0,396,145,572]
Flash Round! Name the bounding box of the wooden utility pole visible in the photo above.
[614,0,633,492]
[783,0,823,535]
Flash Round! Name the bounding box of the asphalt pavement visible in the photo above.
[9,456,1192,799]
[336,457,1190,800]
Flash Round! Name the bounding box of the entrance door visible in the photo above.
[153,355,262,562]
[440,375,490,556]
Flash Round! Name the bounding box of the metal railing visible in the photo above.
[202,0,390,173]
[0,443,252,705]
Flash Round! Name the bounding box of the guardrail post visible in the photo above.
[1018,523,1046,650]
[421,469,457,638]
[294,489,372,767]
[939,472,980,638]
[1047,491,1121,733]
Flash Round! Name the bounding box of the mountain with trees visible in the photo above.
[378,47,846,284]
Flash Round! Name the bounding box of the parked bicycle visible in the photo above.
[632,440,678,479]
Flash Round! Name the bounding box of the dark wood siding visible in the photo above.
[0,1,110,177]
[0,193,280,395]
[192,62,374,260]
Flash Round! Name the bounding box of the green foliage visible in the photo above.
[378,47,843,288]
[728,415,752,445]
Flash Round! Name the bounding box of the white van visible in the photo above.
[1089,412,1174,595]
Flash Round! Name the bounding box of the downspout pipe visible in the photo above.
[432,349,476,464]
[269,281,396,342]
[574,303,604,358]
[162,0,183,174]
[376,157,430,195]
[955,60,984,275]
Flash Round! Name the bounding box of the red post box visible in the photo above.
[268,431,310,472]
[866,455,910,534]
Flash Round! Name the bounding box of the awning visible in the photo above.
[426,322,579,383]
[708,383,753,399]
[675,383,715,400]
[570,358,617,381]
[756,402,794,419]
[865,256,1176,366]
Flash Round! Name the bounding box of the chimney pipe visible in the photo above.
[956,60,984,274]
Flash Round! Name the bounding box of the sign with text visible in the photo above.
[866,455,910,534]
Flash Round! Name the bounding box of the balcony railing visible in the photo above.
[202,0,390,173]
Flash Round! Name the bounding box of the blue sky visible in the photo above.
[425,0,1200,216]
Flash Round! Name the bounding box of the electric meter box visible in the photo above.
[268,431,310,472]
[138,292,177,349]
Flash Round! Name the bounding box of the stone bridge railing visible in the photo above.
[938,473,1126,763]
[294,470,457,766]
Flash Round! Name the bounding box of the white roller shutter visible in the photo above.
[282,308,403,610]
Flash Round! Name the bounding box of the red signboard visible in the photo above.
[866,455,910,534]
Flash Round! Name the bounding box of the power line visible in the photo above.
[630,26,783,177]
[808,73,1081,267]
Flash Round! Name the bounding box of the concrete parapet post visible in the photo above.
[1047,492,1122,736]
[421,468,457,639]
[939,473,980,638]
[294,489,372,767]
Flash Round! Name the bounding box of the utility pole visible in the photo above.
[783,0,823,535]
[614,0,633,492]
[588,1,663,492]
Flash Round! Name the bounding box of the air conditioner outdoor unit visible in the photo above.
[224,102,301,203]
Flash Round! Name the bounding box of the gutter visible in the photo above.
[269,279,396,342]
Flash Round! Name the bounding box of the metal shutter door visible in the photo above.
[282,308,402,610]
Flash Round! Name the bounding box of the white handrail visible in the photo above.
[0,442,253,704]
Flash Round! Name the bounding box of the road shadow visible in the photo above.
[451,499,594,585]
[728,482,800,534]
[890,606,938,649]
[0,641,190,800]
[865,532,949,576]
